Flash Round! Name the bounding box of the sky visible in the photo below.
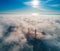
[0,0,60,14]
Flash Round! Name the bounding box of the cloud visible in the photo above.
[45,0,52,3]
[49,4,60,7]
[0,15,60,51]
[41,0,60,11]
[24,0,39,8]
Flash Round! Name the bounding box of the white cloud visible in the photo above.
[0,15,60,51]
[24,0,39,8]
[49,4,59,7]
[45,0,52,3]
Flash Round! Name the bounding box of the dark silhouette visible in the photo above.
[26,28,49,51]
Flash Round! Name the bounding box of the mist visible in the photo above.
[0,15,60,51]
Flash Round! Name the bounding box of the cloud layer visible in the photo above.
[0,15,60,51]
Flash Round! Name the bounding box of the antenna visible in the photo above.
[35,29,37,38]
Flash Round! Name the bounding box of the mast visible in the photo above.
[35,29,37,39]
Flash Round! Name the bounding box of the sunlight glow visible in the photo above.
[32,0,39,8]
[32,13,39,16]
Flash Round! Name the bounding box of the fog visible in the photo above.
[0,15,60,51]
